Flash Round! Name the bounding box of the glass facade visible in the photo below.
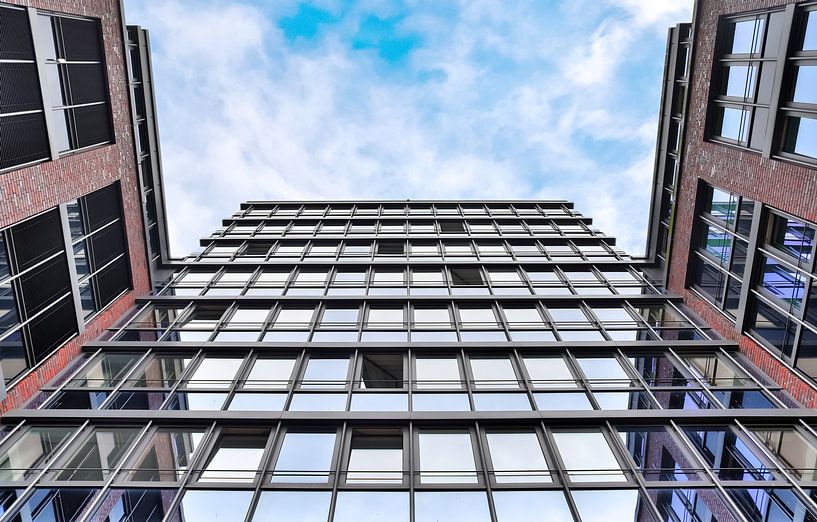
[1,200,815,521]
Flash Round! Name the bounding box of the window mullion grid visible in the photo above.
[0,420,92,522]
[158,348,205,410]
[92,349,154,411]
[667,420,752,522]
[77,421,154,522]
[223,348,257,409]
[715,347,788,408]
[602,420,664,521]
[159,421,219,522]
[325,421,348,522]
[666,347,725,408]
[734,419,817,515]
[471,421,499,522]
[242,421,282,522]
[510,347,536,410]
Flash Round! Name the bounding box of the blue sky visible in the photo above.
[124,0,693,257]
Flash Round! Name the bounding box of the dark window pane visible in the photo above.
[0,113,49,170]
[450,267,483,286]
[11,488,99,522]
[376,241,404,255]
[19,255,71,317]
[59,18,103,62]
[0,63,43,114]
[73,104,113,148]
[85,184,122,230]
[730,238,748,275]
[736,198,755,236]
[359,354,403,389]
[11,209,63,271]
[796,328,817,379]
[0,330,27,383]
[57,428,140,481]
[0,7,35,60]
[692,257,726,302]
[28,295,77,363]
[66,63,107,105]
[752,299,797,357]
[783,116,817,159]
[89,221,125,269]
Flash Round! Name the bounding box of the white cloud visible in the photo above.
[125,0,693,257]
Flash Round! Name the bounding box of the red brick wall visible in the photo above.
[669,0,817,406]
[0,0,149,411]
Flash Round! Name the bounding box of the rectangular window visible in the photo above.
[710,11,784,150]
[272,431,336,483]
[485,431,550,483]
[415,357,461,389]
[778,8,817,162]
[200,432,267,483]
[346,429,403,483]
[418,431,477,484]
[551,431,626,482]
[38,13,113,153]
[0,5,50,171]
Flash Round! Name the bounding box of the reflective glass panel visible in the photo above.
[485,431,550,483]
[418,431,477,484]
[272,432,336,483]
[552,431,626,482]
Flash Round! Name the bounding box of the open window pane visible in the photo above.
[199,432,267,483]
[346,429,403,483]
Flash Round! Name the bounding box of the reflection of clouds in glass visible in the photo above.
[179,490,252,521]
[493,491,573,522]
[418,432,477,483]
[334,491,409,522]
[552,431,626,482]
[415,491,491,522]
[273,432,336,483]
[572,489,640,522]
[252,491,331,522]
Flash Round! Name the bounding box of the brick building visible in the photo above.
[0,0,169,409]
[646,0,817,406]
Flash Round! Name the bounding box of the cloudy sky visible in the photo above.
[124,0,693,257]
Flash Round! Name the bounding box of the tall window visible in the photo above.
[689,183,755,319]
[710,11,785,149]
[67,183,131,318]
[750,211,817,379]
[780,6,817,162]
[36,12,113,153]
[0,5,50,170]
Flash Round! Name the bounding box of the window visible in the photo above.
[0,5,50,171]
[418,431,477,483]
[0,425,74,481]
[359,354,403,389]
[244,358,296,389]
[186,357,244,389]
[199,432,266,482]
[346,429,403,483]
[470,357,518,388]
[485,431,550,483]
[710,12,782,149]
[56,428,140,481]
[551,431,626,482]
[301,357,349,389]
[272,431,336,483]
[690,183,754,319]
[415,492,491,522]
[126,427,206,482]
[334,492,409,522]
[523,357,576,387]
[177,490,253,521]
[37,13,113,152]
[252,491,331,522]
[415,357,461,389]
[779,7,817,162]
[67,184,132,318]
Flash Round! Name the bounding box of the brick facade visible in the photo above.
[669,0,817,406]
[0,0,149,411]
